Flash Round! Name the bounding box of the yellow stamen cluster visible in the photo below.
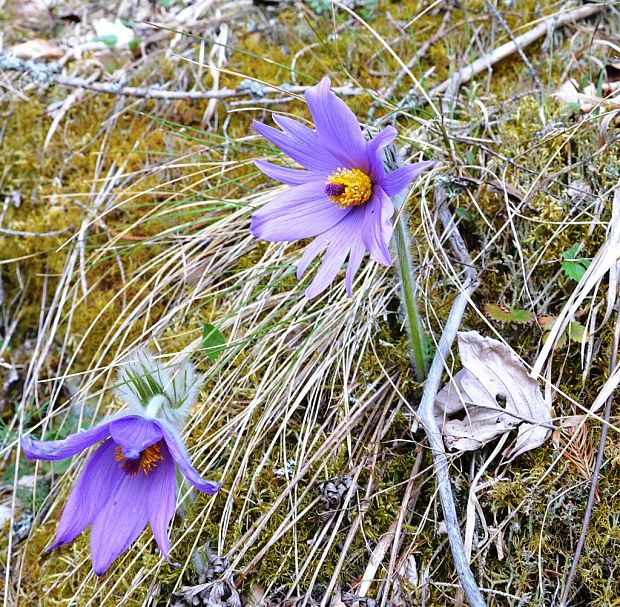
[325,168,372,208]
[115,443,164,476]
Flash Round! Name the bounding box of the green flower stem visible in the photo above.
[393,196,427,382]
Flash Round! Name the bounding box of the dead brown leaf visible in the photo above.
[10,39,63,60]
[435,331,552,458]
[555,78,620,113]
[485,178,524,202]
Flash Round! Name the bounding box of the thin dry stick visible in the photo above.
[484,0,542,89]
[0,52,365,100]
[416,187,484,607]
[367,8,452,120]
[429,3,606,99]
[559,302,620,606]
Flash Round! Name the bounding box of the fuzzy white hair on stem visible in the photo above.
[116,347,203,429]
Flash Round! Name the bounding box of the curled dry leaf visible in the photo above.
[10,39,63,60]
[391,554,419,606]
[434,331,552,458]
[555,78,620,113]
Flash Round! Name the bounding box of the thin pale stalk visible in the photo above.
[384,150,485,603]
[415,190,486,607]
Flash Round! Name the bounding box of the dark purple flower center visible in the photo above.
[324,183,345,197]
[115,442,164,476]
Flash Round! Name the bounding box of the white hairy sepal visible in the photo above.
[116,347,203,430]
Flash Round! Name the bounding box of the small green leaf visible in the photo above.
[568,321,586,344]
[202,323,226,360]
[561,244,591,282]
[309,0,331,14]
[509,309,535,324]
[455,207,476,222]
[562,243,580,259]
[93,34,119,48]
[129,38,140,51]
[484,303,534,325]
[540,317,585,347]
[160,0,172,6]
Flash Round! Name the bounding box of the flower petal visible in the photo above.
[296,232,330,279]
[21,423,112,461]
[366,126,397,182]
[379,160,434,197]
[305,77,368,170]
[253,119,338,174]
[361,187,394,266]
[90,471,150,575]
[305,241,351,299]
[147,441,176,559]
[255,160,315,186]
[49,439,124,549]
[272,115,341,174]
[251,181,350,242]
[304,207,365,299]
[159,424,220,494]
[345,240,367,296]
[110,416,163,459]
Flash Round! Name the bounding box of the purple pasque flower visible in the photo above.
[21,348,219,576]
[251,76,433,298]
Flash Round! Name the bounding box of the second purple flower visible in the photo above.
[22,349,220,576]
[251,76,433,298]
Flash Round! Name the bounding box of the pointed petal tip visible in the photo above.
[368,247,392,267]
[20,436,35,459]
[306,76,331,100]
[252,119,267,134]
[304,280,327,300]
[305,76,367,170]
[93,564,108,577]
[254,159,315,186]
[199,480,222,495]
[416,159,436,172]
[378,160,435,197]
[20,423,112,461]
[249,216,265,240]
[159,425,221,494]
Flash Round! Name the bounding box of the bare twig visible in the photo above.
[368,8,452,120]
[430,3,606,99]
[0,226,71,237]
[416,186,484,606]
[484,0,542,89]
[558,303,620,606]
[0,51,365,100]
